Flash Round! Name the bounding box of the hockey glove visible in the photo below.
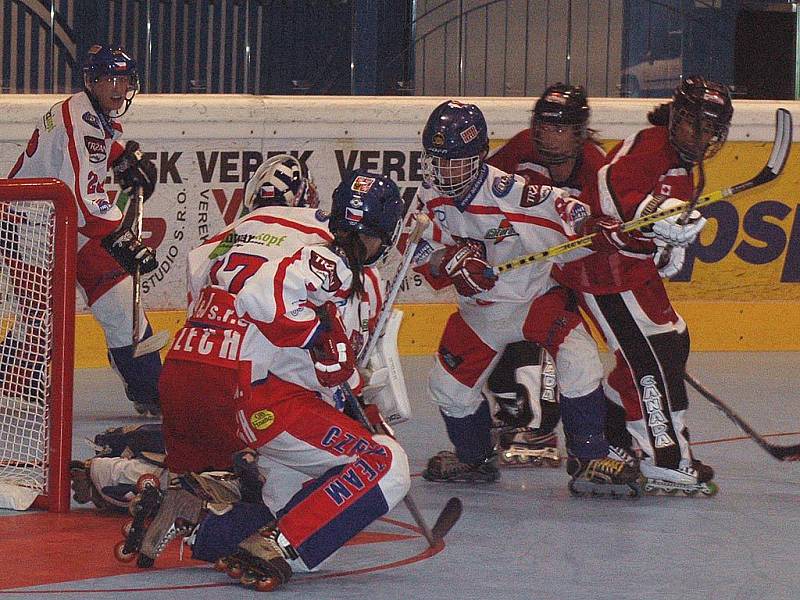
[101,226,158,275]
[441,244,497,297]
[653,241,685,278]
[309,302,356,388]
[112,140,157,202]
[637,196,707,247]
[582,215,653,256]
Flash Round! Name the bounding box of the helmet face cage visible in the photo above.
[668,76,733,163]
[531,84,590,165]
[243,154,315,213]
[422,100,489,198]
[83,45,139,117]
[422,152,483,198]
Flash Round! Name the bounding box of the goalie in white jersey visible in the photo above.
[414,100,641,497]
[122,168,410,592]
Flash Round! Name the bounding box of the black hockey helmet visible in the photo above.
[531,83,590,164]
[669,75,733,162]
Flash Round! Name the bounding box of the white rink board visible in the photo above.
[0,95,796,311]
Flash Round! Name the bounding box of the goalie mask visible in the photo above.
[329,170,405,266]
[242,154,318,214]
[82,44,139,118]
[422,100,489,199]
[669,76,733,163]
[532,84,590,165]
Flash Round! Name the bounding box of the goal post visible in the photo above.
[0,178,76,512]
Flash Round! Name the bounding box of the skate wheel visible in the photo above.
[135,473,160,492]
[568,480,583,497]
[226,561,243,579]
[254,576,280,592]
[701,482,719,497]
[136,554,155,569]
[213,558,228,573]
[122,519,133,537]
[114,540,137,563]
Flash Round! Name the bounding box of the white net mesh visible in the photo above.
[0,200,56,509]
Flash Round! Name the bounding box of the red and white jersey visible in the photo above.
[600,126,694,221]
[412,163,591,304]
[554,125,691,294]
[8,91,124,244]
[487,130,607,197]
[174,206,383,400]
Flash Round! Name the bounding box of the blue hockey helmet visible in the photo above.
[82,44,139,116]
[329,170,405,265]
[422,100,489,198]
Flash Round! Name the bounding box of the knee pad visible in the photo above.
[191,502,275,563]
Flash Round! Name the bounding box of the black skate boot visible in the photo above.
[641,458,718,497]
[566,455,644,499]
[496,429,561,468]
[422,450,500,483]
[215,525,295,592]
[115,471,242,567]
[114,473,164,564]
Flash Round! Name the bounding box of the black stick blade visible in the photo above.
[431,497,463,541]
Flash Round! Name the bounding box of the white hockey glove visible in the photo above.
[636,195,707,247]
[653,240,685,278]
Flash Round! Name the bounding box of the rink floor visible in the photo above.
[1,352,800,600]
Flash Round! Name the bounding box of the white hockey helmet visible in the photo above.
[242,154,318,214]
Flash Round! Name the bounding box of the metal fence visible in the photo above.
[0,0,788,98]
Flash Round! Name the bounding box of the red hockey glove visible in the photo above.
[440,244,497,297]
[309,303,356,388]
[582,216,653,256]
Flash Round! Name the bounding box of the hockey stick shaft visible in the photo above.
[338,381,447,547]
[357,213,430,368]
[684,371,800,461]
[491,107,793,276]
[131,188,144,349]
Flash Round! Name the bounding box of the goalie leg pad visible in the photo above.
[361,309,411,425]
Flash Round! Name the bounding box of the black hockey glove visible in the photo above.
[101,226,158,275]
[112,140,157,201]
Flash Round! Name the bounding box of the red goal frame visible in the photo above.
[0,178,76,512]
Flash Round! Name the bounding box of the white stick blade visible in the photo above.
[133,329,171,358]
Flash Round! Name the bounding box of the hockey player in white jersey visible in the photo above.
[414,100,641,497]
[116,169,411,592]
[73,154,321,510]
[6,44,161,415]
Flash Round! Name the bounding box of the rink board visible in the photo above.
[0,96,797,360]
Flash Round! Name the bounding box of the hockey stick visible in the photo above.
[684,372,800,461]
[490,107,793,276]
[339,213,463,547]
[339,382,463,546]
[126,187,171,359]
[356,213,430,367]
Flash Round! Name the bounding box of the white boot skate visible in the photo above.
[495,429,561,468]
[215,525,296,592]
[641,458,718,497]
